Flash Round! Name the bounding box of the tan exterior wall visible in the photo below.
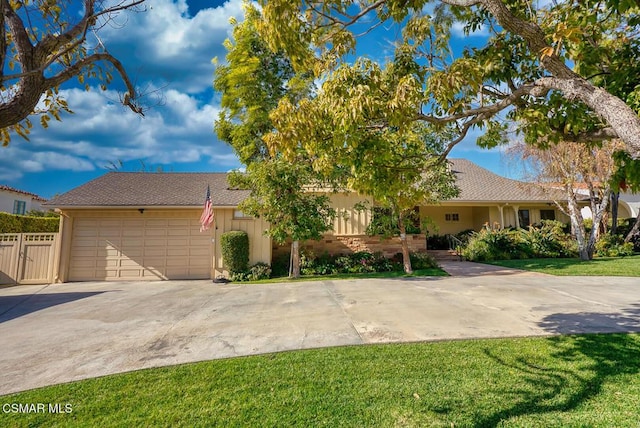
[328,192,372,235]
[420,204,570,235]
[419,206,475,234]
[212,209,271,278]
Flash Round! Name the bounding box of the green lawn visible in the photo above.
[484,255,640,276]
[2,334,640,427]
[242,267,448,284]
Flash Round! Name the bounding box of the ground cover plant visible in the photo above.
[2,334,640,427]
[485,256,640,277]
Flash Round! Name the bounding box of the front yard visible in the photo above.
[1,334,639,427]
[484,255,640,276]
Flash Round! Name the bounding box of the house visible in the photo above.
[46,159,571,283]
[0,185,47,215]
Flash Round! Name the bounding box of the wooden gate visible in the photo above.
[0,233,58,285]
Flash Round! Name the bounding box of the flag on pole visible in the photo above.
[199,185,214,232]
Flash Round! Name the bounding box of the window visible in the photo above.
[13,200,26,215]
[540,209,556,221]
[233,209,252,219]
[518,209,530,228]
[445,213,460,222]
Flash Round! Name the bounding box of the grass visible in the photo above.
[2,334,640,427]
[483,255,640,276]
[239,268,448,284]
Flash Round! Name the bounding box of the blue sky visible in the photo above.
[4,0,513,199]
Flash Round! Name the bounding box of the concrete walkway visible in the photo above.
[1,263,639,395]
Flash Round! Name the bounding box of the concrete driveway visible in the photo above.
[1,263,639,395]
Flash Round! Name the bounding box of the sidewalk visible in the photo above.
[438,261,551,277]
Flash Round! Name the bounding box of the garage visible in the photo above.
[68,213,211,281]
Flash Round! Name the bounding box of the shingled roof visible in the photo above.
[47,172,249,208]
[47,159,568,208]
[449,158,567,202]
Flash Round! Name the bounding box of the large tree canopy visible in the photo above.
[0,0,146,144]
[259,0,640,158]
[214,4,336,278]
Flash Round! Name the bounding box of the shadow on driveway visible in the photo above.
[538,303,640,334]
[0,292,108,323]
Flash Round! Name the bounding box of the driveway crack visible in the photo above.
[321,281,365,344]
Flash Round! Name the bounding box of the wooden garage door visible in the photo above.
[69,216,211,281]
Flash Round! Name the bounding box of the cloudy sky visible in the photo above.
[5,0,509,199]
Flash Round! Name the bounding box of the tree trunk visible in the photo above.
[611,192,619,235]
[398,215,413,274]
[625,215,640,243]
[564,186,591,260]
[290,240,300,278]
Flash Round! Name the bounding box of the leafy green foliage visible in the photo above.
[259,0,640,158]
[0,212,59,233]
[231,262,272,282]
[462,221,577,261]
[220,231,249,274]
[298,250,412,276]
[595,234,635,257]
[215,5,336,272]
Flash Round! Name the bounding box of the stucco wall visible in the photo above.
[0,191,42,214]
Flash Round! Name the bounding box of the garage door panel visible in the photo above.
[69,214,211,281]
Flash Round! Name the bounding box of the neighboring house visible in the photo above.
[619,192,640,218]
[0,185,47,215]
[46,159,572,283]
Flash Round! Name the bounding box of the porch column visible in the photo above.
[513,205,520,229]
[497,205,505,230]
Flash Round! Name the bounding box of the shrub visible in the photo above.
[519,220,576,258]
[0,212,59,233]
[232,262,272,282]
[595,233,635,257]
[220,231,249,274]
[461,221,578,262]
[409,252,438,269]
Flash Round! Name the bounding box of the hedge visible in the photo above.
[0,212,59,233]
[220,230,249,274]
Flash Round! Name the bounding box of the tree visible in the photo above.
[511,139,624,260]
[214,4,336,278]
[611,151,640,242]
[266,57,458,273]
[258,0,640,159]
[1,0,146,144]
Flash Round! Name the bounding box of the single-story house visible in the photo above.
[46,159,572,282]
[0,185,47,215]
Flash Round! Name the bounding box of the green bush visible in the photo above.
[519,220,576,258]
[0,212,59,233]
[461,222,576,262]
[232,262,272,282]
[409,252,438,269]
[297,250,404,276]
[221,231,249,274]
[595,233,635,257]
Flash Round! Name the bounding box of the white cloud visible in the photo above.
[95,0,245,94]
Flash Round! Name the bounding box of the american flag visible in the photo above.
[199,185,214,232]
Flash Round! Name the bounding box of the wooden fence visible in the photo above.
[0,233,59,285]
